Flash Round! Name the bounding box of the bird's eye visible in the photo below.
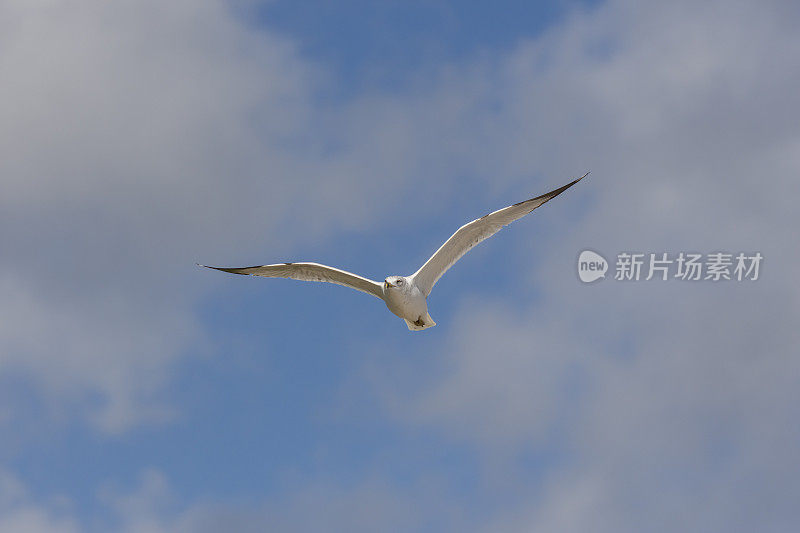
[397,279,404,285]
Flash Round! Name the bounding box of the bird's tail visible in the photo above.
[405,313,437,332]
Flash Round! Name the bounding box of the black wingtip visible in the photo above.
[565,171,590,188]
[520,171,589,206]
[197,263,250,275]
[556,171,590,194]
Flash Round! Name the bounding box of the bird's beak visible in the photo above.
[384,280,394,289]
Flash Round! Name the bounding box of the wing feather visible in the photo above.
[411,173,588,296]
[199,262,384,299]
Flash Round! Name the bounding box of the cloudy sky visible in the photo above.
[1,0,798,531]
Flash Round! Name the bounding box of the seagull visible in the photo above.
[200,173,587,331]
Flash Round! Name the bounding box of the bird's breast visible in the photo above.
[384,288,427,320]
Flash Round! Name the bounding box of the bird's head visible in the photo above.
[384,276,407,291]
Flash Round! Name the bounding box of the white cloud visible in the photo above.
[0,0,322,431]
[92,467,463,533]
[0,0,481,432]
[0,470,78,533]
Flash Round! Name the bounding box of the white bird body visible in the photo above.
[200,173,587,331]
[382,276,435,331]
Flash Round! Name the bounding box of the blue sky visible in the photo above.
[256,0,593,91]
[1,0,799,531]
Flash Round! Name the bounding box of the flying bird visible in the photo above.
[200,173,588,331]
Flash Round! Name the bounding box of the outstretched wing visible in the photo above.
[411,173,588,297]
[199,262,384,299]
